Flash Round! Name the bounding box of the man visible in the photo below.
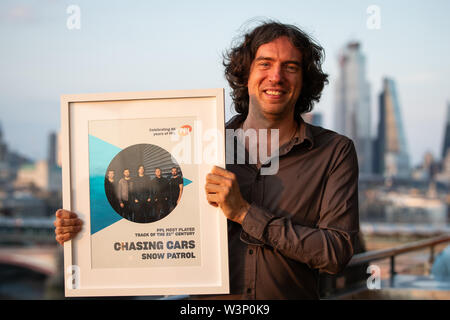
[54,21,359,299]
[104,169,120,213]
[151,167,169,220]
[204,21,359,299]
[168,167,183,211]
[132,165,152,223]
[118,168,133,221]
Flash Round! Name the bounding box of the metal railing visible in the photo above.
[346,234,450,287]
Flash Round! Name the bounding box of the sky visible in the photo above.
[0,0,449,166]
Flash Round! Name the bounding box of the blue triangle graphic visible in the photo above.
[183,177,193,186]
[88,135,123,234]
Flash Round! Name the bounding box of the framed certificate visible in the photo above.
[61,89,229,297]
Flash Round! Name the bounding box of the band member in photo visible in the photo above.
[104,169,120,213]
[152,167,169,220]
[118,168,133,220]
[168,166,183,212]
[132,165,152,223]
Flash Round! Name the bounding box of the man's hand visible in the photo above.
[54,209,83,246]
[205,166,250,224]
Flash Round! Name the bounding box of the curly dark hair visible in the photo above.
[223,20,329,119]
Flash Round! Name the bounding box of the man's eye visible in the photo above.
[286,65,299,72]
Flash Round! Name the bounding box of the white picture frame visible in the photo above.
[61,88,228,297]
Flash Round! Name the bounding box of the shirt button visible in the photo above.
[248,249,254,255]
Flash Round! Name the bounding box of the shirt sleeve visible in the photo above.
[241,139,360,275]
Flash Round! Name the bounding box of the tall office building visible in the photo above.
[374,78,410,178]
[0,122,9,162]
[442,102,450,160]
[334,42,372,174]
[48,132,57,166]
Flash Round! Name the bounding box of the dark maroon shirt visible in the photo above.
[224,115,360,299]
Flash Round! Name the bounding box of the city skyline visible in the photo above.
[0,0,449,166]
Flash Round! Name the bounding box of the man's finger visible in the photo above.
[55,233,77,244]
[56,236,64,246]
[211,166,235,179]
[206,173,223,184]
[206,193,220,205]
[56,209,78,219]
[206,173,234,186]
[205,183,224,194]
[55,226,82,235]
[56,233,76,243]
[208,201,219,207]
[55,218,83,227]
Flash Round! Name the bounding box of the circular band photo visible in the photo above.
[104,144,183,223]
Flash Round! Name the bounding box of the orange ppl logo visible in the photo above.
[178,125,192,136]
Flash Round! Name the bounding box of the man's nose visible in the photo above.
[268,65,283,83]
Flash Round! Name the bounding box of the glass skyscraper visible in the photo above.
[442,102,450,160]
[334,42,372,175]
[375,78,410,178]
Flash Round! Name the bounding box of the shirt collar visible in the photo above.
[298,116,315,150]
[225,114,315,155]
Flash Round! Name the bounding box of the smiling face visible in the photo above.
[247,36,303,121]
[107,170,114,180]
